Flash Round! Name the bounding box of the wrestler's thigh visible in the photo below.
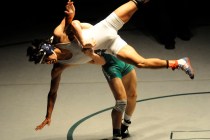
[108,78,127,100]
[122,69,137,96]
[117,45,145,66]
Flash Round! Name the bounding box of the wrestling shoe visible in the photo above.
[178,57,194,79]
[121,120,131,139]
[130,0,150,8]
[113,129,122,140]
[112,136,122,140]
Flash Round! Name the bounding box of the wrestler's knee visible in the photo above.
[127,90,137,100]
[113,100,127,113]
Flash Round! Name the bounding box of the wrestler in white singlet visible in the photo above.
[56,12,126,65]
[56,40,91,65]
[82,12,127,55]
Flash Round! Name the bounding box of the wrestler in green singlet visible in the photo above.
[100,51,134,80]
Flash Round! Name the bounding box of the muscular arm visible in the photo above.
[35,63,69,130]
[53,0,76,43]
[46,64,64,119]
[53,18,70,43]
[54,1,94,48]
[70,20,86,46]
[71,20,95,48]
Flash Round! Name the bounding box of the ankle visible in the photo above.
[168,60,178,70]
[122,119,131,126]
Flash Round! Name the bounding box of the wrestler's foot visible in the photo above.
[112,136,122,140]
[130,0,150,8]
[178,57,194,79]
[121,131,130,139]
[113,129,122,140]
[121,120,131,139]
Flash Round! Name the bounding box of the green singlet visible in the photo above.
[101,52,134,80]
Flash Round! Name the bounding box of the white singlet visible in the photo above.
[56,12,127,65]
[56,41,92,65]
[83,12,127,55]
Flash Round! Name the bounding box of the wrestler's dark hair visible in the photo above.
[26,38,52,64]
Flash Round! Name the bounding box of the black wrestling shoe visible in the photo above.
[113,129,122,140]
[112,136,122,140]
[121,120,131,139]
[130,0,150,8]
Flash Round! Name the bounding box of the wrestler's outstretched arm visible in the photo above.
[35,64,69,130]
[53,0,76,43]
[64,0,75,24]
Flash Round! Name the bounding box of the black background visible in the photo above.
[1,0,210,43]
[3,0,209,26]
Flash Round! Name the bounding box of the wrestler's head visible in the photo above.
[27,39,57,64]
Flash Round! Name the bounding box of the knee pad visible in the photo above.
[113,100,127,113]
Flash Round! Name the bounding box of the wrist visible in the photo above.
[45,115,51,119]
